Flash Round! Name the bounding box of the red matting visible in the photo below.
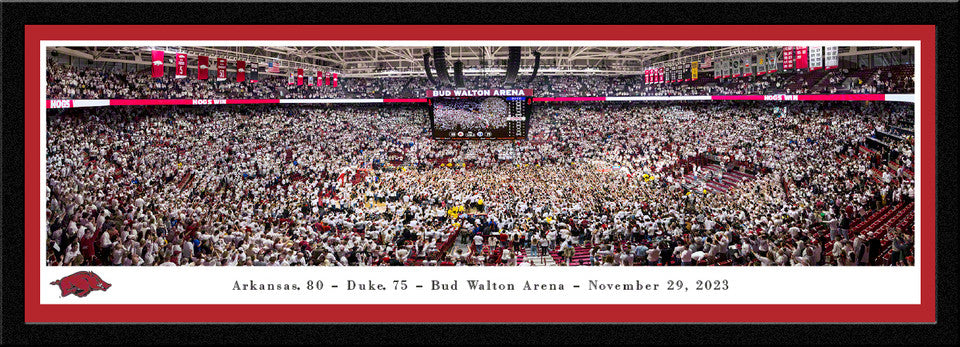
[25,25,936,323]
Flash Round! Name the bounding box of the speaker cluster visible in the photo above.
[504,47,522,86]
[432,46,451,86]
[421,47,540,88]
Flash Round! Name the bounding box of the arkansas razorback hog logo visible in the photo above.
[50,271,111,297]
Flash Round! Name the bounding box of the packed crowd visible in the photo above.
[45,59,421,100]
[47,59,915,100]
[433,97,509,131]
[844,67,916,94]
[45,99,915,267]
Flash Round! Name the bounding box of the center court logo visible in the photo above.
[50,271,111,298]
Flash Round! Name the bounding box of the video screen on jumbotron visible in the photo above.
[429,89,531,139]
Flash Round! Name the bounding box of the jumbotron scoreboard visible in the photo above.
[427,89,533,140]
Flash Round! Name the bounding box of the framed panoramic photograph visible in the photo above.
[26,23,934,319]
[2,1,956,345]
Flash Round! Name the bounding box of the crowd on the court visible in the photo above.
[45,96,916,267]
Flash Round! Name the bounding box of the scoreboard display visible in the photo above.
[427,89,532,140]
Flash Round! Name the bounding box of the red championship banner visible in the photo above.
[658,67,664,83]
[317,71,323,87]
[795,46,809,70]
[325,73,330,85]
[297,68,304,86]
[216,58,227,81]
[236,61,246,82]
[151,50,164,78]
[197,56,209,80]
[175,53,187,79]
[332,73,338,87]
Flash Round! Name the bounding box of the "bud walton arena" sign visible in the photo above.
[427,89,533,97]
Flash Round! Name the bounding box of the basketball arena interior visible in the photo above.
[44,45,916,267]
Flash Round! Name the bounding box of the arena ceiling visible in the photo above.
[48,45,909,78]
